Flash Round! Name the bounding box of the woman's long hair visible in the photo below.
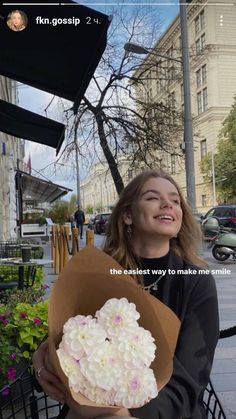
[103,170,206,278]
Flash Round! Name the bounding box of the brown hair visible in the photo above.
[103,170,206,278]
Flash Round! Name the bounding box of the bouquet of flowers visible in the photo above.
[56,297,158,408]
[48,245,180,412]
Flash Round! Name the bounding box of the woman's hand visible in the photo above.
[32,340,66,404]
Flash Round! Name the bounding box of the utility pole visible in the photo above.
[179,0,196,211]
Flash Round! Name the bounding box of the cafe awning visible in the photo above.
[16,170,72,204]
[0,99,66,155]
[0,1,111,113]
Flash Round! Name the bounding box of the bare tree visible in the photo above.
[52,8,184,194]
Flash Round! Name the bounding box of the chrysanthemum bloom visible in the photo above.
[96,298,140,338]
[80,340,123,391]
[114,368,158,408]
[62,315,107,360]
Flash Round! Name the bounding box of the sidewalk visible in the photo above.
[42,238,236,418]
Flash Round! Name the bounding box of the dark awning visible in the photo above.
[16,170,72,203]
[0,99,65,155]
[0,1,111,113]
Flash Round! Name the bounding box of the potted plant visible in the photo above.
[0,287,48,400]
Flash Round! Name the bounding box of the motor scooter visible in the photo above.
[202,217,236,261]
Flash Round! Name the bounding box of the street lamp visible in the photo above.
[211,152,217,206]
[124,2,196,212]
[124,42,182,63]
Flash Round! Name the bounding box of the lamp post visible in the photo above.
[124,1,196,211]
[211,152,217,206]
[179,0,196,211]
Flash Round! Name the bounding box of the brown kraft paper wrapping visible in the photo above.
[48,245,181,410]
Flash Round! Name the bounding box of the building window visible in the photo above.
[196,69,201,88]
[203,87,208,111]
[196,64,207,88]
[197,92,202,114]
[202,194,207,207]
[171,154,176,174]
[197,88,208,114]
[195,9,205,35]
[202,64,207,84]
[200,139,207,159]
[196,33,205,55]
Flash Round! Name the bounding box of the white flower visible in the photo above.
[117,327,156,368]
[56,348,86,391]
[96,298,140,338]
[114,368,158,408]
[63,316,107,359]
[58,298,158,409]
[80,340,123,391]
[81,382,116,405]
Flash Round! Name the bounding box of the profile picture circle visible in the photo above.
[6,10,28,32]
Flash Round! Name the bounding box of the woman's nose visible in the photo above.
[160,199,172,208]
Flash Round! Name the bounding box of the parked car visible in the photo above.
[201,205,236,228]
[88,213,111,234]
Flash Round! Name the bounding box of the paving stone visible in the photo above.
[212,358,236,373]
[211,372,236,391]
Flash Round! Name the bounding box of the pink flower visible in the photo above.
[33,317,42,326]
[42,284,49,289]
[1,386,10,396]
[7,367,17,381]
[10,352,16,360]
[0,315,8,325]
[19,312,27,319]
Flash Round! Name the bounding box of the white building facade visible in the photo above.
[0,77,25,240]
[134,0,236,211]
[81,156,138,213]
[80,0,236,213]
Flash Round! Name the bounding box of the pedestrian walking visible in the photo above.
[74,205,85,239]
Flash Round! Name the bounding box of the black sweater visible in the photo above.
[130,250,219,419]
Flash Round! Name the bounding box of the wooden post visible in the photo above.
[51,225,56,269]
[59,225,64,272]
[54,225,60,274]
[63,225,70,266]
[86,229,94,245]
[72,228,79,255]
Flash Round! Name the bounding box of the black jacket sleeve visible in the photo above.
[130,273,219,419]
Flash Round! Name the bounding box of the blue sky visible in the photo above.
[19,0,179,199]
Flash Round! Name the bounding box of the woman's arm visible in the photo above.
[129,273,219,419]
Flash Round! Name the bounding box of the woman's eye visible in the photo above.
[147,197,158,201]
[173,200,180,205]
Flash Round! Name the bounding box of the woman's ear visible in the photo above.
[123,210,132,226]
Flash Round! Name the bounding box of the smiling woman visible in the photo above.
[32,170,219,419]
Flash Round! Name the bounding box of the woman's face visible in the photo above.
[11,13,23,28]
[127,177,183,239]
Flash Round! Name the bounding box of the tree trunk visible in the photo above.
[95,113,124,195]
